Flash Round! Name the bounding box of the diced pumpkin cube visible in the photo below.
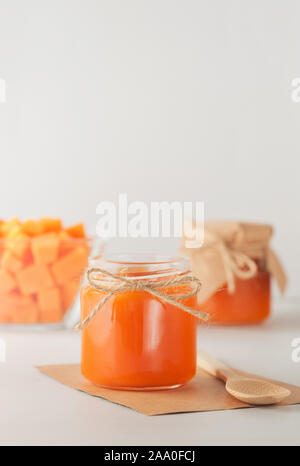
[0,294,18,322]
[12,295,39,324]
[39,308,63,323]
[0,293,38,323]
[0,247,4,263]
[51,246,88,284]
[61,279,80,311]
[38,287,62,319]
[0,270,17,295]
[31,233,60,265]
[1,218,21,237]
[6,227,30,258]
[58,231,73,256]
[7,225,22,237]
[21,219,44,236]
[22,249,34,268]
[17,264,55,295]
[1,250,23,273]
[41,218,62,233]
[58,232,88,257]
[59,231,70,240]
[38,287,63,323]
[65,223,86,238]
[0,307,12,323]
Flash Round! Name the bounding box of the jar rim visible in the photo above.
[89,254,191,280]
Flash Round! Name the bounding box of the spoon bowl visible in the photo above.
[226,377,291,405]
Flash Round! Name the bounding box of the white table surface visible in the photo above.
[0,299,300,446]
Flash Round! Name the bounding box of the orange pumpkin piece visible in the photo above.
[38,287,63,322]
[0,247,4,264]
[0,270,17,295]
[65,223,86,238]
[61,279,80,311]
[41,218,62,233]
[39,309,62,323]
[22,249,34,268]
[6,226,30,258]
[12,295,39,324]
[0,294,18,322]
[17,264,55,295]
[58,231,73,256]
[0,218,20,237]
[21,219,44,237]
[0,307,12,323]
[2,250,23,273]
[31,233,60,265]
[0,293,38,323]
[51,246,88,284]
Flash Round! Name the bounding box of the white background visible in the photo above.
[0,0,299,296]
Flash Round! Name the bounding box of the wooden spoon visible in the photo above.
[197,351,291,405]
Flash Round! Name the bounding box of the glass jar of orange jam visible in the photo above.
[80,256,198,390]
[200,260,271,325]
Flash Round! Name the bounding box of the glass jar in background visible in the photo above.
[200,259,271,325]
[80,255,199,390]
[181,221,286,326]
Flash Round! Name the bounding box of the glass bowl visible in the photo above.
[0,235,103,329]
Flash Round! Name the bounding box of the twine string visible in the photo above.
[76,267,209,330]
[216,242,258,294]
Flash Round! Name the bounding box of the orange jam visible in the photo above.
[200,262,271,325]
[80,256,198,390]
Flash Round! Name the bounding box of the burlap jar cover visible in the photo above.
[181,221,287,304]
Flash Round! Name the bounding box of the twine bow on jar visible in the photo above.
[76,267,209,330]
[215,241,258,294]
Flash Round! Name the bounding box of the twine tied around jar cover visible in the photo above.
[76,267,210,330]
[214,241,258,294]
[181,221,287,304]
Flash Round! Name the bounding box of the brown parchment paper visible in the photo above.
[36,364,300,416]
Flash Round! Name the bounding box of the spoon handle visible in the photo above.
[197,351,238,382]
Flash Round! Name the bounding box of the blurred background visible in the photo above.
[0,0,299,297]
